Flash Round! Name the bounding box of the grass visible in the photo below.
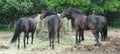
[0,24,14,32]
[0,27,14,32]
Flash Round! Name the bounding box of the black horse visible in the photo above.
[61,7,108,46]
[40,8,62,49]
[11,14,38,49]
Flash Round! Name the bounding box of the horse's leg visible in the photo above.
[102,26,107,41]
[57,29,60,43]
[52,30,56,49]
[100,31,104,42]
[18,34,20,49]
[31,31,35,44]
[27,33,29,44]
[23,32,27,48]
[92,30,100,46]
[81,30,84,41]
[75,29,79,44]
[78,29,81,43]
[51,35,55,49]
[48,26,52,47]
[49,32,52,46]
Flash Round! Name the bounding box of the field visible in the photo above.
[0,28,120,54]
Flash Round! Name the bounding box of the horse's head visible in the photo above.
[40,8,49,20]
[40,8,57,20]
[60,7,72,18]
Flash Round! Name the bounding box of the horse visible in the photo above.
[40,8,62,49]
[60,7,108,46]
[11,14,38,49]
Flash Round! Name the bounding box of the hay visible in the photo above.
[34,14,72,40]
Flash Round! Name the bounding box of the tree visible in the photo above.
[0,0,120,28]
[0,0,33,28]
[45,0,89,12]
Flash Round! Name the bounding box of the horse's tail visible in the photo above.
[96,17,100,32]
[103,18,108,39]
[11,19,22,43]
[49,18,55,38]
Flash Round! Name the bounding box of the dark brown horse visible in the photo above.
[11,14,38,49]
[60,7,108,46]
[40,8,62,49]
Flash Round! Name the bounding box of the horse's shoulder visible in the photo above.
[19,18,25,20]
[18,18,26,21]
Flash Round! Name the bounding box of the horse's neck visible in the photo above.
[71,12,80,20]
[71,12,87,20]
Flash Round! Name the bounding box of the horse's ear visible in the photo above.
[67,7,72,11]
[68,6,72,9]
[44,8,47,10]
[64,7,67,10]
[43,7,49,10]
[65,7,67,9]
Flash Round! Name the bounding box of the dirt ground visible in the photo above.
[0,28,120,54]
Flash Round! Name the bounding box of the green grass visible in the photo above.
[0,27,14,32]
[0,24,14,32]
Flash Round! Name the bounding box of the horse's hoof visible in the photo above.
[76,41,79,44]
[101,40,105,42]
[52,46,54,49]
[52,47,54,49]
[101,38,105,42]
[81,39,84,41]
[94,43,101,46]
[18,46,20,49]
[76,43,80,45]
[78,40,81,43]
[31,42,33,44]
[24,47,26,49]
[27,43,29,44]
[50,44,51,47]
[18,48,20,50]
[24,46,26,49]
[58,42,60,44]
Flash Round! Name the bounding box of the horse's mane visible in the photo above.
[47,9,57,15]
[69,7,85,15]
[29,14,38,18]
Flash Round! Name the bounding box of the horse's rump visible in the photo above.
[48,15,61,29]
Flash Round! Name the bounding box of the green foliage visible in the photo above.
[0,24,14,32]
[0,0,33,14]
[45,0,120,28]
[45,0,89,12]
[0,0,120,29]
[0,0,34,30]
[45,0,120,13]
[103,0,120,11]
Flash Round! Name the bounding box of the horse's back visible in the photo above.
[48,15,62,29]
[97,15,107,29]
[97,15,106,23]
[28,18,36,32]
[87,15,107,30]
[87,15,98,30]
[18,18,29,32]
[48,15,61,23]
[18,17,36,32]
